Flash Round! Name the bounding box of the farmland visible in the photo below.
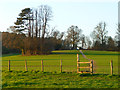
[1,50,119,88]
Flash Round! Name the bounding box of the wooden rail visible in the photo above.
[77,62,91,64]
[78,71,90,74]
[77,67,90,68]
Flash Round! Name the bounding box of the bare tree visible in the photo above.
[38,11,41,38]
[66,25,82,49]
[35,10,38,37]
[38,5,52,39]
[52,30,60,39]
[38,5,52,53]
[31,11,34,38]
[91,22,108,46]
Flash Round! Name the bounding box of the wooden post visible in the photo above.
[110,60,113,75]
[8,60,10,71]
[60,60,62,73]
[90,60,93,74]
[25,60,27,71]
[77,54,80,73]
[41,60,44,72]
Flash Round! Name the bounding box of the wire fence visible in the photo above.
[2,59,118,75]
[2,59,77,73]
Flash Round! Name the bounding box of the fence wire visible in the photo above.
[2,59,118,75]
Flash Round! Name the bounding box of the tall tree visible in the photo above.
[38,5,52,39]
[31,11,34,38]
[38,5,52,53]
[14,8,32,37]
[35,10,38,37]
[91,22,108,47]
[66,25,82,49]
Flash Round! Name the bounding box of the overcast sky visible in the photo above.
[0,0,118,38]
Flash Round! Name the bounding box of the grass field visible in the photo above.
[2,50,119,74]
[1,50,119,88]
[2,71,119,88]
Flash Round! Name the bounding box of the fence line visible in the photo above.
[7,59,64,73]
[3,56,115,75]
[2,65,76,67]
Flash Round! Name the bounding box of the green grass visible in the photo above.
[2,71,119,88]
[2,50,118,74]
[2,53,20,57]
[52,50,120,55]
[2,50,119,88]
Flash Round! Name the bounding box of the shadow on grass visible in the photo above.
[78,73,118,77]
[0,88,98,90]
[2,70,119,77]
[2,53,21,57]
[51,52,120,55]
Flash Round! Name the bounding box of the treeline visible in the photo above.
[2,5,120,55]
[2,32,65,55]
[91,22,120,51]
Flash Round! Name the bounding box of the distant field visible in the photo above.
[2,50,119,88]
[52,50,119,55]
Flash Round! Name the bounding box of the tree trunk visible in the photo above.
[39,25,41,38]
[28,20,31,37]
[35,10,38,38]
[32,12,34,38]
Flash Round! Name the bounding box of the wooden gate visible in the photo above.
[77,54,93,74]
